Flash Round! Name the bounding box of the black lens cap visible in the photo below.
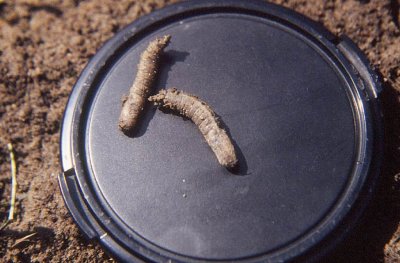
[59,1,383,262]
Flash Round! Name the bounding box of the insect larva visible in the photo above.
[119,35,171,135]
[149,88,238,169]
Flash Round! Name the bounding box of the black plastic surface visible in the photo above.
[59,1,383,262]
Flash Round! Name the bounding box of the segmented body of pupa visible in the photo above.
[149,88,238,169]
[119,35,171,135]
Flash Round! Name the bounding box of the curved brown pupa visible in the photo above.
[118,35,171,135]
[149,88,238,169]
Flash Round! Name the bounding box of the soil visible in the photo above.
[0,0,399,262]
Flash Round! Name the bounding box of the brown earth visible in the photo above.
[0,0,399,262]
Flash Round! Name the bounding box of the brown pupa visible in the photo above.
[149,88,238,169]
[119,35,171,135]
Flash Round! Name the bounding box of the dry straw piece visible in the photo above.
[0,143,17,232]
[119,35,171,135]
[149,88,238,169]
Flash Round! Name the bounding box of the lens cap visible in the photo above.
[59,1,383,262]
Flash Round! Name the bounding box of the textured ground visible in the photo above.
[0,0,399,262]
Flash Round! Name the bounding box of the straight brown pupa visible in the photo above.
[149,88,238,169]
[119,35,171,135]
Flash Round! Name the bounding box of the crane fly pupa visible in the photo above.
[118,35,171,135]
[149,88,238,169]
